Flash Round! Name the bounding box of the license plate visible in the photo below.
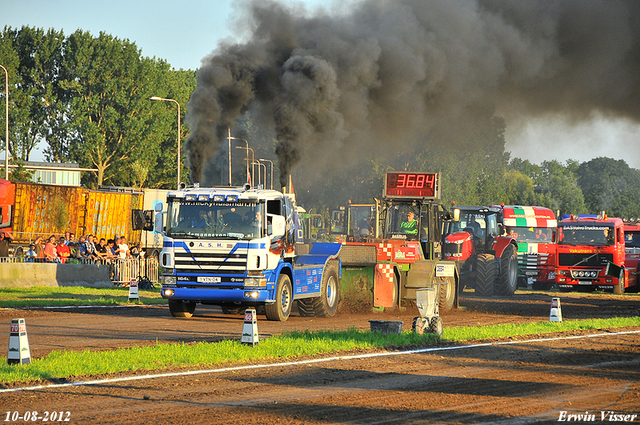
[578,281,592,285]
[197,276,221,283]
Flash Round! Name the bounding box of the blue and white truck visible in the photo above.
[156,183,342,321]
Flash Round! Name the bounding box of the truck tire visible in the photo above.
[496,245,518,296]
[265,274,293,321]
[296,299,314,317]
[297,265,340,317]
[438,277,456,312]
[168,300,196,318]
[313,265,340,317]
[613,271,625,294]
[475,253,497,297]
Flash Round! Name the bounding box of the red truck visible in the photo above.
[623,220,640,290]
[500,206,557,290]
[555,213,639,293]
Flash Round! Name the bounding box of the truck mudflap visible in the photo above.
[294,242,342,266]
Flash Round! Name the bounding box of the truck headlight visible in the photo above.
[161,275,177,286]
[244,277,267,287]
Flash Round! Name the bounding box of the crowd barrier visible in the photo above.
[0,256,160,285]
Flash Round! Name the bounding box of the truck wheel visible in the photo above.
[613,271,625,294]
[496,245,518,296]
[296,299,314,317]
[475,253,497,297]
[438,277,456,312]
[168,300,196,318]
[312,266,340,317]
[428,316,444,336]
[265,274,292,321]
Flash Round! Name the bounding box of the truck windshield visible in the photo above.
[506,226,554,243]
[166,200,262,240]
[625,231,640,248]
[559,225,614,246]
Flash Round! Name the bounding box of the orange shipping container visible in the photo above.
[0,179,143,252]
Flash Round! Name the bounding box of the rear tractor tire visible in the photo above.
[474,253,497,297]
[496,245,518,296]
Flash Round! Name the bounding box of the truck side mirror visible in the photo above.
[453,208,460,222]
[271,215,286,237]
[154,212,165,234]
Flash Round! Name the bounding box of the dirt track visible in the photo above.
[1,290,639,424]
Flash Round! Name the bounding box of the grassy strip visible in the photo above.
[0,316,638,385]
[0,287,166,308]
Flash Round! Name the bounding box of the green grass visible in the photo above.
[1,316,638,385]
[0,287,166,308]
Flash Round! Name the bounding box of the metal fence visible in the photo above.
[0,256,160,284]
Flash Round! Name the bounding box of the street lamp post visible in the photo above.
[150,96,181,187]
[235,145,255,185]
[254,161,266,188]
[259,159,273,190]
[1,65,9,180]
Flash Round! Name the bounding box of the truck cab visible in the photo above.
[556,213,630,293]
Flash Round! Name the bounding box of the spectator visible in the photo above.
[85,235,100,260]
[107,239,117,257]
[25,243,37,262]
[77,235,91,259]
[0,230,12,259]
[56,236,71,263]
[34,236,45,262]
[66,233,76,246]
[67,242,82,261]
[44,235,59,262]
[131,243,145,258]
[95,238,110,259]
[116,236,131,259]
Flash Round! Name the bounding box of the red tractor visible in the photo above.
[443,206,518,296]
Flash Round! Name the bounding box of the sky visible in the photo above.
[2,0,639,169]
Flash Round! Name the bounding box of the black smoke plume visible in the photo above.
[185,0,640,186]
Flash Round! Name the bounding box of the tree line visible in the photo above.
[2,26,640,219]
[0,26,194,188]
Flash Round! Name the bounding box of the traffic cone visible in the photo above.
[549,297,562,322]
[241,308,259,346]
[128,279,140,301]
[8,318,31,365]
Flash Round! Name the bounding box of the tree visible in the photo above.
[58,31,169,187]
[577,157,640,218]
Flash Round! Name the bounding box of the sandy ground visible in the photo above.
[0,290,639,424]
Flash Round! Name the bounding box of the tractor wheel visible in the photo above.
[168,300,196,318]
[475,253,497,297]
[265,274,293,321]
[496,245,518,296]
[438,277,456,312]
